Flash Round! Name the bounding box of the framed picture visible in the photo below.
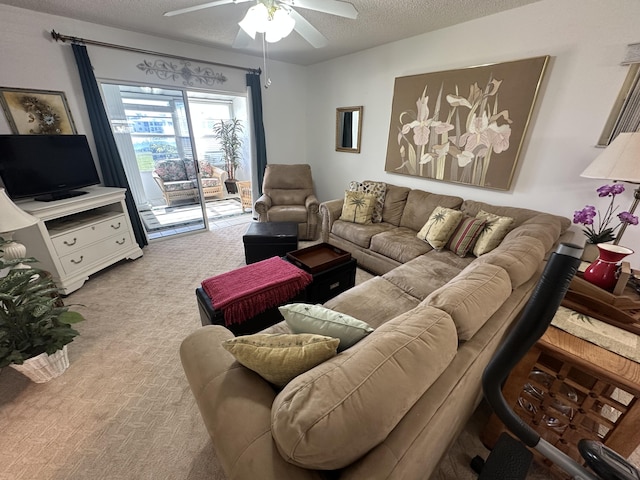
[0,87,77,134]
[385,56,549,191]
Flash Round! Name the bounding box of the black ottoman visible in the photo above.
[242,221,298,264]
[195,286,306,336]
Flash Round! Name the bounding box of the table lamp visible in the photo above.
[0,188,39,260]
[581,132,640,245]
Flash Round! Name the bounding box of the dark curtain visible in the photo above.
[71,43,147,248]
[342,111,353,148]
[246,71,268,195]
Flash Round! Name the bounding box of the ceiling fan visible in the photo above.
[163,0,358,49]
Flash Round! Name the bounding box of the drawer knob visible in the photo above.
[116,238,126,245]
[63,238,78,247]
[111,222,122,230]
[70,256,84,265]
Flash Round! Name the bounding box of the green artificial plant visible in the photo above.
[212,118,244,181]
[0,238,84,368]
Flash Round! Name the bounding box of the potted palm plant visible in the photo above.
[0,238,84,382]
[212,118,244,194]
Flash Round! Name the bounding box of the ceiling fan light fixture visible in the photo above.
[238,1,295,43]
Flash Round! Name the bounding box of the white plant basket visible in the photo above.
[10,345,70,383]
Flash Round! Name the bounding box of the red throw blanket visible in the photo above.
[201,257,313,326]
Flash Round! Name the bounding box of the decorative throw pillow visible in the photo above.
[280,303,374,351]
[340,190,376,225]
[473,210,515,256]
[416,206,464,250]
[446,216,487,257]
[349,181,386,223]
[222,333,339,387]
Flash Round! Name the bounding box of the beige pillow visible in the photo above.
[221,333,339,387]
[473,210,515,256]
[349,180,386,223]
[425,262,512,341]
[416,206,463,250]
[271,304,457,469]
[340,190,376,225]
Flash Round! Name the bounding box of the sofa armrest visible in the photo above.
[180,326,320,480]
[319,198,344,243]
[305,194,319,215]
[254,193,272,221]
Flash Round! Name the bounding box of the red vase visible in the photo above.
[583,243,634,291]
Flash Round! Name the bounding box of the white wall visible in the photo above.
[0,4,308,184]
[306,0,640,267]
[1,1,639,267]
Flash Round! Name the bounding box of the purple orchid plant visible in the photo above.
[573,184,639,244]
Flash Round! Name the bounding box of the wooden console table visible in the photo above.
[481,281,640,478]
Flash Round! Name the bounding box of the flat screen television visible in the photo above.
[0,134,101,202]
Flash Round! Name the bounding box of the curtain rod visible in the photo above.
[51,30,261,74]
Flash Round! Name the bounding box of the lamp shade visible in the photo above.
[0,188,38,234]
[581,132,640,183]
[238,2,295,43]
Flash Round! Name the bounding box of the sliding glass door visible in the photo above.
[101,83,248,239]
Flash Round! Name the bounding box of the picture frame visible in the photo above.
[385,56,549,191]
[0,87,77,135]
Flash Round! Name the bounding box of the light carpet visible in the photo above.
[1,223,625,479]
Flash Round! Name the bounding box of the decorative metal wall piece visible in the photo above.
[137,59,227,86]
[385,56,549,191]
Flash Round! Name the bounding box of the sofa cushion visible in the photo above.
[503,214,563,252]
[383,255,463,300]
[349,180,386,223]
[446,215,486,257]
[425,262,512,341]
[380,184,411,226]
[280,303,374,351]
[417,206,464,250]
[370,226,432,264]
[331,220,394,248]
[399,190,463,232]
[267,205,310,223]
[271,304,458,470]
[221,333,339,387]
[324,277,421,329]
[473,210,515,256]
[473,236,546,289]
[340,190,376,224]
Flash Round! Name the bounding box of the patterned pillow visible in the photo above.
[416,206,464,250]
[473,210,515,256]
[340,190,376,225]
[280,303,374,351]
[446,216,486,257]
[222,333,339,387]
[349,181,386,223]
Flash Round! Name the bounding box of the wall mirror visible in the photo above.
[336,106,362,153]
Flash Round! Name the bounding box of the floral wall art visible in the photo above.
[385,56,549,190]
[0,87,76,134]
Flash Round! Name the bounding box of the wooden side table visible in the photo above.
[480,323,640,478]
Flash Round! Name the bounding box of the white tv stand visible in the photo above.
[14,186,144,294]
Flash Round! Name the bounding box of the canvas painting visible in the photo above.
[0,87,76,135]
[385,56,549,190]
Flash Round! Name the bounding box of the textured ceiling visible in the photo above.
[1,0,543,65]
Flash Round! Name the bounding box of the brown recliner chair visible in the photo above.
[254,164,319,240]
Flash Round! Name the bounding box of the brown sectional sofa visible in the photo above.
[180,181,571,480]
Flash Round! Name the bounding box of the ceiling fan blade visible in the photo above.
[163,0,251,17]
[279,0,358,19]
[232,28,253,48]
[288,8,328,48]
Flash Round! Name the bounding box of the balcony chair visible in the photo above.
[254,164,319,240]
[236,180,252,212]
[152,158,224,207]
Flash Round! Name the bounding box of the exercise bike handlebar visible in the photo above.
[482,243,583,448]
